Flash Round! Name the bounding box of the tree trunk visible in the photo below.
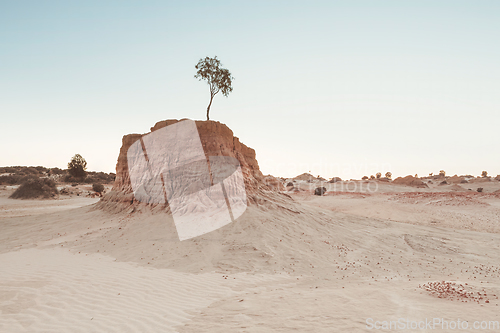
[206,94,214,120]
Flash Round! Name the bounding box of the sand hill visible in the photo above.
[392,175,428,188]
[293,173,316,181]
[99,119,287,213]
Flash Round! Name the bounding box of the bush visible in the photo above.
[9,176,58,199]
[84,176,98,184]
[385,172,392,180]
[25,167,40,175]
[0,174,22,185]
[477,187,483,193]
[68,154,87,179]
[34,166,49,173]
[481,171,488,178]
[3,167,17,173]
[376,172,381,179]
[92,183,105,193]
[314,187,327,196]
[64,175,82,183]
[83,171,115,184]
[49,167,65,175]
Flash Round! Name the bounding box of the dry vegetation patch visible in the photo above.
[9,176,59,199]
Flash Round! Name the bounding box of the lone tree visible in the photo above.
[68,154,87,179]
[194,56,233,120]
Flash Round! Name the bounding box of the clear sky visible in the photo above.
[1,1,499,179]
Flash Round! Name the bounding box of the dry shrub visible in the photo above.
[9,176,58,199]
[92,183,105,193]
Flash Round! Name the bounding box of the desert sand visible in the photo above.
[1,120,500,332]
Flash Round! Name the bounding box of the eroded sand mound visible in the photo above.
[98,119,286,213]
[82,119,383,275]
[293,173,315,181]
[448,175,467,184]
[392,175,428,188]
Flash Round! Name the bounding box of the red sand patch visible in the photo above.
[419,281,496,304]
[388,192,492,206]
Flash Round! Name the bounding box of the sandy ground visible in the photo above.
[294,181,500,234]
[0,186,101,218]
[1,180,500,332]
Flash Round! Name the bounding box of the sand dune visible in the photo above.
[2,190,500,331]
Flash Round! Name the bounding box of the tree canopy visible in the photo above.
[68,154,87,179]
[194,56,233,120]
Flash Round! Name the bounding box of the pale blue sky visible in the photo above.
[1,1,499,179]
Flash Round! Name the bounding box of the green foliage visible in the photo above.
[68,154,87,179]
[194,56,234,120]
[9,176,58,199]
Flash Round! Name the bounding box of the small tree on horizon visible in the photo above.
[481,171,488,178]
[194,56,234,121]
[68,154,87,179]
[376,172,382,179]
[385,172,392,180]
